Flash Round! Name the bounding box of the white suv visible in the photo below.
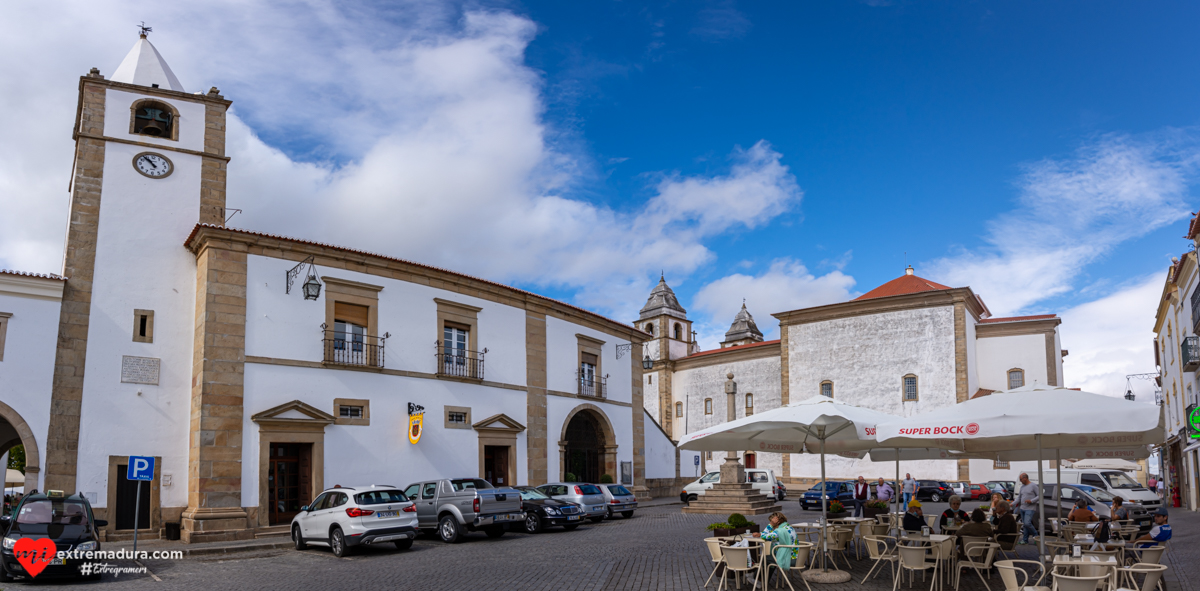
[291,485,418,557]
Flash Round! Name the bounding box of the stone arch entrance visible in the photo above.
[0,400,40,491]
[559,404,617,483]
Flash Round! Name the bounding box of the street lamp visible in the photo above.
[286,256,322,301]
[1125,389,1136,402]
[301,274,322,300]
[642,355,653,370]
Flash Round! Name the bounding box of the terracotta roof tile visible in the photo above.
[685,339,780,359]
[853,274,952,301]
[978,314,1058,324]
[0,269,66,281]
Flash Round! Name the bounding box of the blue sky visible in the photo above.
[1,0,1197,397]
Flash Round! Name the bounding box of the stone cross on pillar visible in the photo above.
[719,372,746,485]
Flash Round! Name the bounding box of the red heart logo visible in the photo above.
[13,537,56,578]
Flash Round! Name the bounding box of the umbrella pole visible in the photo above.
[1056,449,1062,534]
[1037,434,1045,561]
[820,434,828,572]
[895,448,901,530]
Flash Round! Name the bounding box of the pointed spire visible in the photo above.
[110,32,184,91]
[722,301,764,346]
[638,276,687,321]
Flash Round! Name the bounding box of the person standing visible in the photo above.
[853,476,870,517]
[1016,472,1040,544]
[876,477,894,503]
[902,473,918,508]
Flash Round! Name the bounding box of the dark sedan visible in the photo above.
[514,486,585,533]
[0,491,106,581]
[800,481,855,511]
[914,480,953,503]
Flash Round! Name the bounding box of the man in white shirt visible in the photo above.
[853,476,870,517]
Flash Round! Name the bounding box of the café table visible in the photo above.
[1052,554,1118,589]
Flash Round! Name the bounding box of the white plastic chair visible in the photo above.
[1114,563,1168,591]
[895,541,938,591]
[862,535,898,585]
[956,540,999,591]
[718,545,760,591]
[703,537,727,588]
[765,542,814,591]
[995,559,1049,591]
[1052,572,1111,591]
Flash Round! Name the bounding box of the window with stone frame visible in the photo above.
[675,402,682,417]
[704,398,713,415]
[993,460,1009,470]
[333,398,369,426]
[903,374,919,401]
[130,99,178,140]
[132,309,154,343]
[745,393,753,415]
[820,381,833,398]
[1008,369,1025,390]
[0,312,9,361]
[674,323,682,340]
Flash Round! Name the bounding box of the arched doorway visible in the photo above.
[0,400,40,491]
[559,405,617,484]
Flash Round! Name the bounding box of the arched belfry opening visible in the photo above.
[559,405,616,483]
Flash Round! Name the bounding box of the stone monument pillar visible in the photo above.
[682,373,780,515]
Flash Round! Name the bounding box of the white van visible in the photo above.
[1037,469,1161,525]
[680,469,783,503]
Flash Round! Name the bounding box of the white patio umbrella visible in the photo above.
[1069,458,1142,471]
[875,384,1164,558]
[4,470,22,487]
[678,396,899,582]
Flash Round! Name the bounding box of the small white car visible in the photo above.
[681,469,782,503]
[291,485,418,557]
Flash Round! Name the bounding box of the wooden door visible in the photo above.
[114,465,151,530]
[744,453,757,469]
[268,443,307,525]
[484,445,510,486]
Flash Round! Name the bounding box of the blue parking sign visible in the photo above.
[127,456,155,481]
[694,455,700,466]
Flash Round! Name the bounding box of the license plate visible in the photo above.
[50,558,65,566]
[373,534,406,542]
[567,515,580,521]
[496,513,519,521]
[376,511,399,518]
[591,506,603,512]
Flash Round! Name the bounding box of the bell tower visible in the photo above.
[636,276,696,435]
[45,32,237,540]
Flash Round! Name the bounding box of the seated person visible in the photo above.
[902,499,925,532]
[940,495,968,531]
[1111,497,1130,522]
[1135,508,1172,547]
[1067,499,1098,523]
[992,500,1019,538]
[957,508,994,556]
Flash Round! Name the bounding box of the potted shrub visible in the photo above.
[706,521,733,537]
[728,513,760,535]
[864,499,889,520]
[825,499,848,518]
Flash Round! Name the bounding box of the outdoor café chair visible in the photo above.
[821,526,855,570]
[955,541,999,591]
[718,544,761,591]
[894,540,938,591]
[995,559,1050,591]
[1122,545,1165,568]
[1051,572,1111,591]
[1083,548,1121,561]
[703,537,728,588]
[765,542,814,591]
[994,533,1019,560]
[1114,563,1168,591]
[862,535,899,585]
[1044,540,1073,558]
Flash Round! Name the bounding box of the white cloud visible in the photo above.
[925,134,1195,316]
[691,258,857,347]
[1059,273,1163,398]
[0,1,801,321]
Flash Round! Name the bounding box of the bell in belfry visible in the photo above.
[134,105,172,136]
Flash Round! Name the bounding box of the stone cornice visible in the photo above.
[673,341,781,371]
[0,273,66,301]
[185,224,648,343]
[975,317,1061,338]
[772,288,986,326]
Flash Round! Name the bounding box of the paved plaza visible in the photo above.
[21,499,1195,590]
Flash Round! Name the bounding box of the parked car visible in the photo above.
[680,469,783,503]
[0,490,107,581]
[950,481,969,498]
[513,486,584,533]
[537,482,607,523]
[292,485,418,557]
[1037,484,1117,532]
[968,483,989,500]
[401,478,523,543]
[799,481,854,511]
[776,481,787,501]
[1038,469,1161,525]
[598,484,638,519]
[914,480,953,503]
[983,481,1015,500]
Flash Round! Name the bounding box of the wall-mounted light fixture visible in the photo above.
[286,256,322,301]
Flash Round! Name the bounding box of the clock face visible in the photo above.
[133,152,173,178]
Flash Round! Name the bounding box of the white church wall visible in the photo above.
[643,371,660,423]
[975,333,1048,391]
[103,89,208,154]
[673,354,782,472]
[75,138,205,510]
[644,410,676,479]
[0,281,63,493]
[544,395,633,482]
[966,314,979,396]
[669,339,690,360]
[788,305,958,419]
[242,362,529,500]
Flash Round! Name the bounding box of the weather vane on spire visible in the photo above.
[138,22,152,37]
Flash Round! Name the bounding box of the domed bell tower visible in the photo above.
[636,276,696,434]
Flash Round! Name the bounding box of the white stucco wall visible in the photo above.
[75,93,208,509]
[643,371,661,422]
[545,316,631,405]
[644,410,676,479]
[674,355,782,475]
[966,315,979,396]
[0,282,63,492]
[975,333,1048,391]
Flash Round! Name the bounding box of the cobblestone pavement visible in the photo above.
[15,499,1196,590]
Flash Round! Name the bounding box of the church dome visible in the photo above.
[638,276,687,321]
[722,302,763,346]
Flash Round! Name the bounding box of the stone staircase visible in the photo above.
[254,525,291,539]
[681,482,780,515]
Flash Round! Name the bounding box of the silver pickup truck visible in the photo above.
[402,478,524,543]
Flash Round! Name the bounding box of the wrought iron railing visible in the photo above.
[322,328,386,368]
[578,372,607,398]
[1183,336,1200,372]
[436,342,486,380]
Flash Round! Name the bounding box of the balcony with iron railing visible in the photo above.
[1183,336,1200,372]
[578,372,607,399]
[322,326,387,368]
[436,342,486,380]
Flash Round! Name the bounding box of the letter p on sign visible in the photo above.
[127,456,155,481]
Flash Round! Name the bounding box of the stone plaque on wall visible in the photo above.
[121,355,161,385]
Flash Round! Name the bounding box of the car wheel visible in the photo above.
[439,515,462,543]
[0,564,12,582]
[564,524,579,531]
[524,513,543,534]
[292,525,307,550]
[931,493,941,503]
[484,525,505,538]
[588,516,603,523]
[621,511,634,519]
[329,527,348,558]
[688,494,698,502]
[394,539,414,550]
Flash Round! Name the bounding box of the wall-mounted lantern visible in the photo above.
[286,256,322,301]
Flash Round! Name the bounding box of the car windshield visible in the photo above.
[577,484,602,495]
[700,472,720,483]
[355,490,408,505]
[608,485,632,496]
[519,488,550,500]
[1075,485,1116,502]
[809,482,838,491]
[1102,472,1140,489]
[17,499,90,526]
[450,479,493,491]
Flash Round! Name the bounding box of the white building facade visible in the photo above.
[0,36,648,543]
